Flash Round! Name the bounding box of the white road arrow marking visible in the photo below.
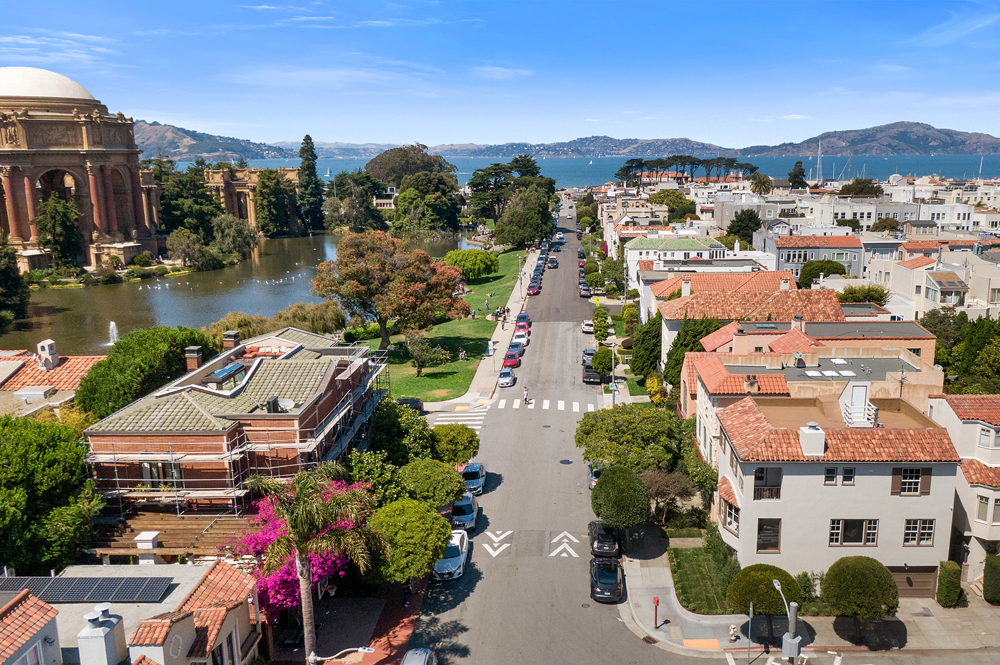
[482,543,510,557]
[486,530,513,544]
[549,543,579,558]
[550,531,580,543]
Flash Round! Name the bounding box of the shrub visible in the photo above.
[627,289,639,300]
[823,555,899,620]
[591,466,650,532]
[131,251,154,267]
[398,458,465,508]
[796,571,817,602]
[621,335,634,350]
[583,260,600,275]
[937,560,964,608]
[727,564,802,638]
[984,554,1000,605]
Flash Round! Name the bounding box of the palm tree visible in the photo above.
[246,464,388,662]
[750,172,773,195]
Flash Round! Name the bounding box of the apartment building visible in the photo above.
[624,235,725,292]
[770,235,864,280]
[638,271,795,324]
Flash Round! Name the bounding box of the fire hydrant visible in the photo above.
[729,624,738,642]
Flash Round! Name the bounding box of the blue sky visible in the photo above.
[4,1,1000,147]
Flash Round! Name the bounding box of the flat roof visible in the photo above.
[755,395,939,431]
[803,321,932,338]
[840,303,889,315]
[726,356,917,383]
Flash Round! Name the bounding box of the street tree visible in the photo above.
[347,449,406,508]
[837,284,891,306]
[797,259,846,288]
[33,194,83,267]
[727,209,762,246]
[431,423,481,466]
[585,271,604,293]
[370,498,451,584]
[640,470,695,524]
[839,178,884,196]
[495,185,553,248]
[591,466,650,548]
[629,313,662,378]
[313,232,468,349]
[210,213,258,257]
[575,403,686,473]
[365,143,456,188]
[822,555,899,641]
[254,169,297,236]
[727,564,803,642]
[592,347,613,376]
[601,258,625,293]
[404,330,452,377]
[443,249,499,281]
[664,317,725,387]
[399,458,466,507]
[245,465,387,660]
[0,237,29,330]
[368,397,435,466]
[750,172,773,195]
[296,135,325,230]
[787,160,808,189]
[592,310,609,342]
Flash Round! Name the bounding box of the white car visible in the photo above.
[433,530,469,581]
[556,232,564,241]
[512,331,529,347]
[498,367,516,387]
[582,320,594,333]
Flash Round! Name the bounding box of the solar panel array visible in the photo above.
[0,576,172,603]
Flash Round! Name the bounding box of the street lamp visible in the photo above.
[308,647,376,664]
[771,579,800,660]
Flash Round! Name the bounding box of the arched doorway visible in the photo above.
[36,168,88,234]
[110,168,133,236]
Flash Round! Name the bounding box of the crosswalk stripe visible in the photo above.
[573,402,580,412]
[557,400,565,411]
[588,404,595,412]
[528,399,535,409]
[513,399,521,409]
[498,399,506,409]
[542,399,550,410]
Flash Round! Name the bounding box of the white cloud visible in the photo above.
[0,34,119,67]
[640,116,660,121]
[584,119,600,122]
[468,66,532,80]
[243,5,279,9]
[909,11,1000,46]
[780,114,809,120]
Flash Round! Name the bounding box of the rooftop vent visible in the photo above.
[799,421,825,457]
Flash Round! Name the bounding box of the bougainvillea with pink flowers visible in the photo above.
[232,480,374,611]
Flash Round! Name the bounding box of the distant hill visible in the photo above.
[134,121,295,161]
[271,140,399,159]
[427,136,727,158]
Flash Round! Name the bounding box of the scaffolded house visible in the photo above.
[85,329,387,515]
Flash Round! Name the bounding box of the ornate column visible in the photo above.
[22,169,38,239]
[1,167,20,241]
[87,163,105,235]
[129,167,147,237]
[102,166,118,235]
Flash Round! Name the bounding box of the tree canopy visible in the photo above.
[727,209,762,246]
[370,498,451,584]
[647,189,689,209]
[399,458,466,508]
[727,563,802,639]
[575,403,687,473]
[394,171,462,233]
[296,135,324,230]
[822,555,899,621]
[797,259,846,288]
[33,194,83,268]
[254,168,297,236]
[469,163,513,223]
[368,396,434,466]
[629,313,662,378]
[365,144,456,188]
[870,218,898,232]
[749,172,773,195]
[495,185,553,248]
[443,249,499,281]
[431,423,481,466]
[787,160,808,189]
[0,237,29,331]
[591,466,650,531]
[347,449,406,508]
[664,317,725,388]
[837,284,891,306]
[158,162,224,240]
[839,178,884,197]
[210,213,259,257]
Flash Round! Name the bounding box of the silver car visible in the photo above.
[451,492,478,531]
[433,530,469,580]
[498,368,515,387]
[462,462,487,495]
[401,650,437,665]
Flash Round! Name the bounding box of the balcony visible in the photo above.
[753,486,781,501]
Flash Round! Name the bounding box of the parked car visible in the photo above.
[582,348,596,364]
[503,351,520,368]
[401,649,438,665]
[395,397,423,412]
[589,520,620,557]
[583,366,602,384]
[512,331,530,347]
[579,260,586,268]
[578,248,585,259]
[498,367,516,387]
[579,275,587,286]
[547,258,558,268]
[588,462,604,489]
[462,462,487,495]
[516,313,530,327]
[589,557,624,602]
[515,321,530,335]
[551,243,561,252]
[527,283,540,296]
[433,530,469,580]
[451,492,478,530]
[580,286,591,298]
[507,341,525,356]
[581,320,594,334]
[556,232,564,240]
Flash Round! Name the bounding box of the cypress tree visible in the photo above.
[297,135,324,230]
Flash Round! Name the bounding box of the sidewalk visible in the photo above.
[619,527,1000,658]
[424,249,539,413]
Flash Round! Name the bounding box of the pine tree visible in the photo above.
[254,169,292,237]
[0,237,29,330]
[33,194,83,268]
[297,135,324,230]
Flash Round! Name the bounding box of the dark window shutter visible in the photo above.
[891,468,902,495]
[920,467,932,495]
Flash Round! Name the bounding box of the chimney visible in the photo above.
[681,277,691,297]
[222,330,241,350]
[77,605,126,665]
[744,375,760,394]
[791,314,805,332]
[134,531,163,565]
[799,421,826,456]
[734,239,740,254]
[780,278,790,290]
[37,339,59,371]
[185,346,202,371]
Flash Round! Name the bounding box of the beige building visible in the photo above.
[205,167,300,230]
[0,67,161,268]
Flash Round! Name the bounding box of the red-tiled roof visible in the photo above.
[941,394,1000,427]
[901,241,942,251]
[700,322,742,352]
[767,329,822,354]
[651,271,796,299]
[718,396,959,463]
[0,355,105,391]
[637,260,654,271]
[690,354,789,396]
[0,590,58,661]
[897,256,935,270]
[775,236,862,248]
[130,611,193,646]
[961,459,1000,488]
[178,561,255,612]
[658,290,846,323]
[718,476,739,508]
[188,605,233,658]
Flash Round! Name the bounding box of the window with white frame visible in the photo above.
[824,467,837,485]
[900,468,922,494]
[981,428,994,447]
[842,467,855,485]
[994,499,1000,525]
[978,495,990,522]
[829,519,878,546]
[903,518,935,546]
[723,500,739,534]
[13,643,41,665]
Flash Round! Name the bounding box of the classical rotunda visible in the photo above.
[0,67,160,268]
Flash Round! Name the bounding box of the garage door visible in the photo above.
[888,566,937,598]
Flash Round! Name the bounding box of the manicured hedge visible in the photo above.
[984,554,1000,605]
[937,560,964,608]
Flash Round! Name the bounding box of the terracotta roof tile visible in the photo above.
[637,260,654,271]
[700,322,742,352]
[178,561,255,612]
[942,394,1000,426]
[130,611,193,646]
[658,290,846,323]
[775,236,862,248]
[0,590,58,661]
[767,329,822,354]
[962,459,1000,488]
[690,353,789,396]
[651,271,797,299]
[718,476,739,508]
[0,355,105,391]
[718,396,959,463]
[188,605,233,658]
[901,241,942,251]
[896,256,936,269]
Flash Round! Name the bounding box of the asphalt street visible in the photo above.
[406,201,1000,665]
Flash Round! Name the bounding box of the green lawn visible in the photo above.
[612,319,626,336]
[626,376,646,396]
[365,249,528,402]
[668,548,730,614]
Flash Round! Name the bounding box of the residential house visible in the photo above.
[624,235,725,293]
[639,271,795,324]
[770,235,864,280]
[0,340,104,416]
[0,591,60,665]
